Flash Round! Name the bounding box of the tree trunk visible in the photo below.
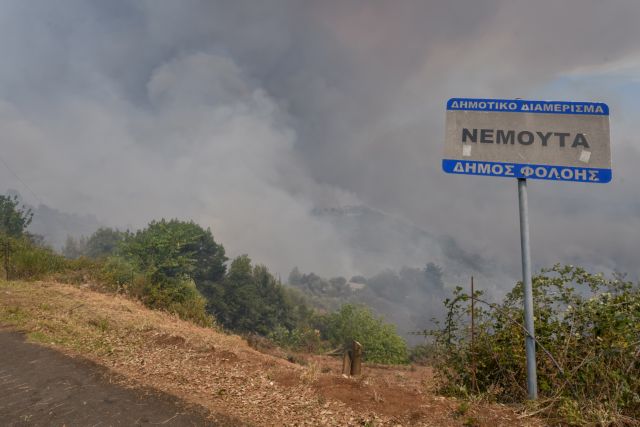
[350,340,362,376]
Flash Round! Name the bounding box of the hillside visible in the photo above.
[0,280,541,426]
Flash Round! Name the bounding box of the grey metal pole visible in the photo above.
[517,178,538,400]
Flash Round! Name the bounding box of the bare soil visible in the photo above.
[0,280,543,426]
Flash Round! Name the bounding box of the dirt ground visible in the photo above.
[0,329,242,426]
[0,280,543,426]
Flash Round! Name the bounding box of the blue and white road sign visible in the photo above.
[443,98,612,183]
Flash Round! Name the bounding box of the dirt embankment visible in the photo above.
[0,280,541,426]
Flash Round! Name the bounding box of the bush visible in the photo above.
[58,252,214,328]
[409,343,437,365]
[268,325,323,353]
[0,195,60,280]
[51,256,101,285]
[98,256,137,291]
[1,236,65,280]
[141,275,213,327]
[430,265,640,424]
[321,304,408,364]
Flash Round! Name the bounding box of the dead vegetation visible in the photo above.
[0,280,542,426]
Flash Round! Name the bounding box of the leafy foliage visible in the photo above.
[0,195,63,280]
[408,343,437,365]
[1,235,65,280]
[97,219,227,325]
[121,219,227,287]
[62,228,124,260]
[268,325,323,353]
[85,227,124,258]
[289,269,352,299]
[430,265,640,424]
[0,194,33,238]
[320,304,408,364]
[208,255,299,335]
[140,275,213,327]
[98,256,137,291]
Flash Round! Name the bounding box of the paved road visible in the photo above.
[0,329,240,426]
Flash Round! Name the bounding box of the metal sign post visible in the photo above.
[517,178,537,399]
[442,97,612,400]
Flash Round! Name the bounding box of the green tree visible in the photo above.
[0,194,33,238]
[113,219,225,326]
[210,255,298,335]
[322,304,408,364]
[120,219,227,287]
[1,194,35,279]
[85,227,124,258]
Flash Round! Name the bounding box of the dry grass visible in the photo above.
[0,280,542,426]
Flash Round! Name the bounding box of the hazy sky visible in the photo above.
[1,1,639,284]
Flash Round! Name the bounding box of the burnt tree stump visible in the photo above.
[342,340,363,376]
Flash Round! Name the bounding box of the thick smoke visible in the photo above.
[1,1,639,286]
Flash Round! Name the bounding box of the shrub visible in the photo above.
[430,265,640,424]
[321,304,408,364]
[268,325,323,353]
[64,253,213,328]
[98,256,137,291]
[409,343,437,365]
[141,275,213,327]
[50,256,101,285]
[1,236,65,280]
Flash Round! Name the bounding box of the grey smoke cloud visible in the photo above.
[0,0,639,285]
